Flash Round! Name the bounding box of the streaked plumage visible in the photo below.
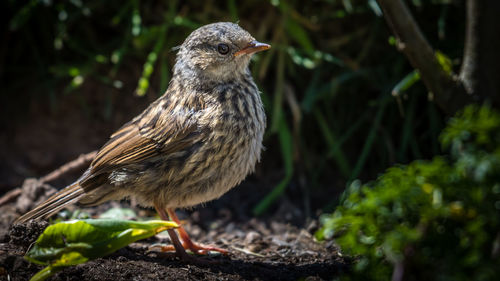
[15,22,269,258]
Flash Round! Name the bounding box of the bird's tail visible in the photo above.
[14,181,85,223]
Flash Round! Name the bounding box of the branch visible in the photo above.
[39,151,97,183]
[0,151,97,207]
[459,0,500,105]
[0,188,22,206]
[377,0,472,114]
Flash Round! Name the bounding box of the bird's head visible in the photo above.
[174,22,270,82]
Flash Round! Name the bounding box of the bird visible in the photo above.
[14,22,270,261]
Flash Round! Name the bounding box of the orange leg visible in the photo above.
[154,205,195,261]
[166,208,229,255]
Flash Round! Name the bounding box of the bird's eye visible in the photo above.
[217,43,230,55]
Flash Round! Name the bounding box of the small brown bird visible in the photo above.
[15,22,269,260]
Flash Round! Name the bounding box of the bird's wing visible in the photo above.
[88,102,201,177]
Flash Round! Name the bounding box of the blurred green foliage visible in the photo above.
[317,105,500,281]
[2,0,466,211]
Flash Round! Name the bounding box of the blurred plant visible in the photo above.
[317,105,500,281]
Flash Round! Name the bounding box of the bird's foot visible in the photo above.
[152,207,229,263]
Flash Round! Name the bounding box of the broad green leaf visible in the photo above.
[26,219,178,281]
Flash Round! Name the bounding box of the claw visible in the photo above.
[154,205,230,262]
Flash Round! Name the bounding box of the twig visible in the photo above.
[376,0,471,114]
[0,188,22,206]
[459,0,500,106]
[0,150,97,206]
[230,246,265,257]
[39,151,97,183]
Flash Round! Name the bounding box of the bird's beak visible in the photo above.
[234,40,271,57]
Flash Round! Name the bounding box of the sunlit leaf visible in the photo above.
[26,219,178,281]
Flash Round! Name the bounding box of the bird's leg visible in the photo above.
[154,205,195,261]
[167,208,229,255]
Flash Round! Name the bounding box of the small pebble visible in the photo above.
[244,231,261,245]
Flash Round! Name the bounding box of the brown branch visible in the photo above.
[39,150,97,183]
[377,0,472,114]
[459,0,500,105]
[0,188,22,206]
[0,151,97,206]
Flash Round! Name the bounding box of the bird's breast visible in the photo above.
[169,82,265,207]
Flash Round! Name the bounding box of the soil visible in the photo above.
[0,178,347,281]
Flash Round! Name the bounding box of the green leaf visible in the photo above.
[342,0,353,13]
[135,23,169,96]
[9,0,39,31]
[391,70,421,97]
[284,19,314,53]
[253,116,293,215]
[26,219,178,281]
[269,47,286,133]
[315,109,351,177]
[368,0,383,17]
[227,0,238,22]
[349,96,389,180]
[435,50,453,75]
